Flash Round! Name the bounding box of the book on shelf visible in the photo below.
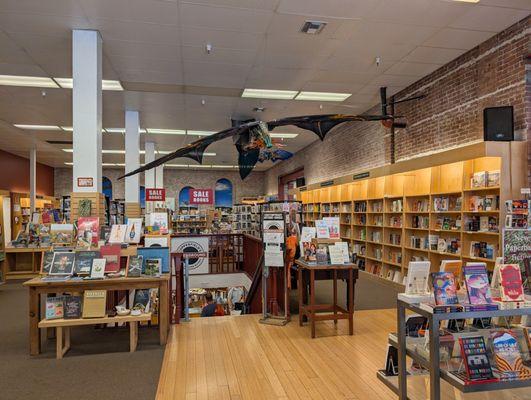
[82,290,107,318]
[504,199,529,215]
[468,241,495,260]
[471,171,487,188]
[63,295,82,319]
[45,296,64,320]
[463,263,493,304]
[499,264,525,302]
[491,330,531,380]
[419,303,463,313]
[487,170,500,187]
[431,272,458,305]
[459,336,495,382]
[89,258,106,279]
[440,260,463,288]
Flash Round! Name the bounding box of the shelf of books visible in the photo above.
[300,153,518,288]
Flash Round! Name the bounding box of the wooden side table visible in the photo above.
[295,259,358,338]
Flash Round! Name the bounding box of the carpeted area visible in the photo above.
[0,281,165,400]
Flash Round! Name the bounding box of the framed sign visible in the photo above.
[77,177,94,187]
[171,236,209,274]
[146,188,165,202]
[503,229,531,291]
[189,189,213,205]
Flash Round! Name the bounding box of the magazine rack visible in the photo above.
[377,298,531,400]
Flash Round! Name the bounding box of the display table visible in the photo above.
[23,275,170,356]
[295,259,358,338]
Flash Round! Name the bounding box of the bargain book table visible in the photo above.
[295,259,358,338]
[23,275,170,356]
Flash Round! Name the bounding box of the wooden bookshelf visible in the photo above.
[299,142,527,288]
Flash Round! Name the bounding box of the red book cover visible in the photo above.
[500,264,525,302]
[77,217,100,246]
[100,244,121,273]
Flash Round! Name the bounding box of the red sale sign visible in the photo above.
[145,188,166,202]
[190,189,213,205]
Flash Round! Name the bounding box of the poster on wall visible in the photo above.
[171,236,209,274]
[503,229,531,292]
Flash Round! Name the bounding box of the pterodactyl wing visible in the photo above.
[267,114,392,141]
[118,126,244,179]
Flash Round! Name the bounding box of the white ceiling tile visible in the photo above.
[0,63,48,76]
[181,45,257,65]
[276,0,383,19]
[181,27,264,50]
[119,68,183,85]
[180,3,274,33]
[309,69,380,86]
[91,18,180,44]
[266,13,354,39]
[368,74,419,88]
[80,0,179,25]
[181,0,280,11]
[104,39,181,62]
[448,5,530,32]
[383,61,442,77]
[423,28,496,50]
[183,61,252,88]
[0,13,91,36]
[403,46,465,64]
[478,0,531,10]
[301,82,365,94]
[245,66,313,90]
[352,21,440,46]
[0,0,86,17]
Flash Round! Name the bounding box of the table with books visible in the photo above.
[377,260,531,400]
[23,275,170,356]
[295,259,358,338]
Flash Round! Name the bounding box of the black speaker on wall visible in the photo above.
[295,177,306,187]
[483,106,514,141]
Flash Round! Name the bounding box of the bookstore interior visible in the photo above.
[0,3,530,400]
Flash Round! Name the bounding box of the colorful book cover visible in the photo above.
[464,263,493,304]
[99,244,121,273]
[431,272,458,305]
[459,336,494,381]
[45,296,64,320]
[125,218,143,244]
[77,217,99,246]
[491,330,531,379]
[499,264,525,302]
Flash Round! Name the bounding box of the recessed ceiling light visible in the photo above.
[269,133,298,139]
[187,130,217,136]
[0,75,58,88]
[14,124,61,130]
[295,92,351,102]
[147,128,186,135]
[54,78,123,91]
[242,88,298,100]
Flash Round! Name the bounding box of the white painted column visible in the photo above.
[145,141,155,189]
[29,147,36,213]
[156,165,164,189]
[125,110,140,203]
[72,29,102,192]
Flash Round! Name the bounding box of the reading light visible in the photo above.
[0,75,59,88]
[295,92,352,102]
[54,78,124,91]
[147,128,186,135]
[14,124,61,130]
[242,88,298,100]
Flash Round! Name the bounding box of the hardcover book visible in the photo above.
[144,258,162,277]
[63,296,82,319]
[99,244,121,273]
[487,170,500,187]
[431,272,458,305]
[471,171,487,188]
[315,220,330,239]
[500,264,525,302]
[459,336,494,381]
[125,218,143,244]
[440,260,463,289]
[316,247,328,264]
[82,290,107,318]
[126,255,143,277]
[491,330,531,379]
[73,250,100,275]
[464,263,493,304]
[90,258,106,279]
[40,251,55,274]
[77,217,100,246]
[45,296,64,320]
[108,224,127,244]
[132,289,151,313]
[323,217,340,239]
[49,252,75,275]
[405,261,430,295]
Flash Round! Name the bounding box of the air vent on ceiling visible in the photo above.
[301,20,327,35]
[253,107,266,112]
[47,140,73,145]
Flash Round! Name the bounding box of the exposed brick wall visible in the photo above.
[265,16,530,195]
[55,168,265,204]
[526,57,531,187]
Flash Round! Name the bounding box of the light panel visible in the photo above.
[269,132,298,139]
[64,162,73,166]
[54,78,123,91]
[61,126,107,133]
[187,130,217,136]
[14,124,61,130]
[242,88,298,100]
[295,91,351,102]
[0,75,58,88]
[147,128,186,135]
[165,164,189,168]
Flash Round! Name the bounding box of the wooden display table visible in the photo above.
[23,275,169,356]
[38,313,152,359]
[295,259,358,338]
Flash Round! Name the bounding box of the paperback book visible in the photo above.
[499,264,525,302]
[491,330,531,380]
[49,252,76,275]
[464,263,493,304]
[125,218,143,244]
[90,258,106,279]
[73,250,100,275]
[126,255,143,277]
[63,296,82,319]
[431,272,458,305]
[405,261,430,295]
[458,336,495,381]
[100,244,121,273]
[77,217,100,246]
[45,296,64,320]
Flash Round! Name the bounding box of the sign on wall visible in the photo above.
[171,236,209,274]
[77,177,94,187]
[145,188,166,202]
[503,229,531,291]
[189,189,213,205]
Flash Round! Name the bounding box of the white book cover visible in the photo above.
[109,224,127,244]
[405,261,431,295]
[328,245,345,264]
[315,220,330,239]
[90,258,106,278]
[149,212,169,233]
[299,227,317,255]
[125,218,143,244]
[334,242,350,263]
[323,217,340,239]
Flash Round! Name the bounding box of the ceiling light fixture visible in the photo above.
[295,91,352,102]
[14,124,61,130]
[61,126,107,133]
[451,0,479,2]
[64,162,73,166]
[242,88,298,100]
[54,78,123,91]
[0,75,59,88]
[189,165,212,168]
[187,130,216,136]
[253,107,266,112]
[269,133,298,139]
[165,164,189,168]
[147,128,186,135]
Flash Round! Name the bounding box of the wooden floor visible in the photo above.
[156,311,531,400]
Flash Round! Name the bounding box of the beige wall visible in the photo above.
[54,168,265,204]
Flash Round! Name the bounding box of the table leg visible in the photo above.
[310,269,315,338]
[159,279,169,345]
[298,267,303,326]
[56,327,63,359]
[333,269,338,326]
[29,287,40,356]
[397,301,407,400]
[348,268,353,335]
[130,321,138,352]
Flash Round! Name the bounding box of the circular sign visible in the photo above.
[175,240,207,271]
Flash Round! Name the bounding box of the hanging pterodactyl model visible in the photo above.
[119,87,422,181]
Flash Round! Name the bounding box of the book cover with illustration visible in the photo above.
[431,272,458,305]
[499,264,525,302]
[459,336,495,381]
[491,330,531,380]
[77,217,99,246]
[464,263,493,304]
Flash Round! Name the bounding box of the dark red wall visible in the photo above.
[0,150,54,196]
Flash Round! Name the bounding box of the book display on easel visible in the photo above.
[299,152,524,289]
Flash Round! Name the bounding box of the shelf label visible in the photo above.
[353,172,370,180]
[320,180,334,187]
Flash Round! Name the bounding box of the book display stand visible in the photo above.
[377,297,531,400]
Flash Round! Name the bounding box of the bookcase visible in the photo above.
[300,141,527,288]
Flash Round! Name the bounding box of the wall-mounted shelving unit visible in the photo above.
[300,141,527,288]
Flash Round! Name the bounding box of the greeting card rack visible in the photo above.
[377,298,531,400]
